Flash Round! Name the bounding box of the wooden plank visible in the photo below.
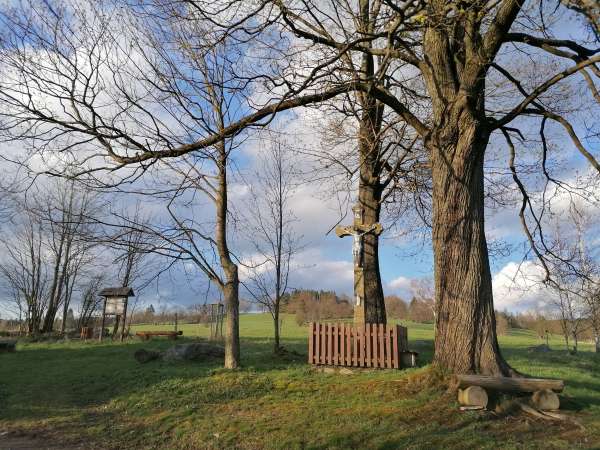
[340,324,344,366]
[392,325,399,369]
[342,325,345,365]
[358,326,363,367]
[321,323,326,365]
[326,323,332,365]
[371,324,377,367]
[457,375,565,393]
[377,323,385,367]
[315,323,320,365]
[338,323,343,366]
[346,324,352,366]
[135,331,182,337]
[378,324,385,367]
[361,325,366,367]
[333,323,338,366]
[308,323,314,364]
[365,324,371,368]
[385,325,392,369]
[372,324,377,368]
[353,326,358,366]
[371,324,375,367]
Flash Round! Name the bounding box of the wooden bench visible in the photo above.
[457,374,564,410]
[136,330,183,341]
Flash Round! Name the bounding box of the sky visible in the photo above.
[0,1,598,318]
[112,105,597,317]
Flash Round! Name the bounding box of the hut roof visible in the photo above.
[99,287,134,297]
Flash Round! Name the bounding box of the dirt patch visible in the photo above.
[0,432,86,450]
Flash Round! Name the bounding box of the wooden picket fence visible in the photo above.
[308,322,408,369]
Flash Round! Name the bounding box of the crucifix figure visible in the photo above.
[335,203,383,325]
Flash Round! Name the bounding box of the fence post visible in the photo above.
[308,323,314,364]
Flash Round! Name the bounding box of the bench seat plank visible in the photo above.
[457,375,564,393]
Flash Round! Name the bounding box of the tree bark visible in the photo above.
[356,3,386,324]
[429,117,511,375]
[216,147,241,369]
[223,272,240,368]
[273,306,281,353]
[419,9,519,374]
[359,173,386,324]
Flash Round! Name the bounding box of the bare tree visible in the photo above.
[0,182,99,334]
[36,180,99,333]
[241,138,302,353]
[76,274,105,330]
[410,277,436,330]
[0,211,48,333]
[262,0,600,375]
[110,202,155,340]
[547,205,600,352]
[0,0,598,376]
[588,286,600,353]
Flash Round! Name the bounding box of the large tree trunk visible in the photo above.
[359,172,386,324]
[430,114,511,375]
[419,12,517,374]
[356,4,386,324]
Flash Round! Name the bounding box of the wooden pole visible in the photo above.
[99,297,107,342]
[120,297,129,342]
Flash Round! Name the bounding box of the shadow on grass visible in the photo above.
[500,346,600,411]
[0,334,435,424]
[2,333,597,427]
[0,337,305,421]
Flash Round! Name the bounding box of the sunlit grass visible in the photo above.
[0,314,598,449]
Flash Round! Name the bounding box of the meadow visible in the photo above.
[0,314,599,449]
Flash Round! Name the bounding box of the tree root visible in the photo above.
[517,401,585,431]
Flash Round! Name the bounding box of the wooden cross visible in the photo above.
[335,203,383,324]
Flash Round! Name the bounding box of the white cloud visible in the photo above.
[384,276,414,300]
[287,248,353,294]
[492,261,556,313]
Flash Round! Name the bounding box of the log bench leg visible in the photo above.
[531,389,560,411]
[458,386,488,409]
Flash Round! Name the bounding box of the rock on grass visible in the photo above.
[162,343,225,361]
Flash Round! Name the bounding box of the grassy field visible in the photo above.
[1,314,599,449]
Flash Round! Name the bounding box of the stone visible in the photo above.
[339,368,354,375]
[528,344,551,353]
[0,341,16,353]
[162,343,224,362]
[134,348,160,363]
[531,389,560,411]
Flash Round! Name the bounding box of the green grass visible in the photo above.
[1,314,599,449]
